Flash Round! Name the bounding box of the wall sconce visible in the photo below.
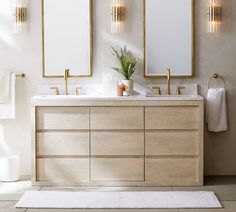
[207,0,222,33]
[13,0,28,34]
[111,0,125,34]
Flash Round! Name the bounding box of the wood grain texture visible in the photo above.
[32,101,204,186]
[90,107,144,130]
[197,101,204,185]
[36,107,89,130]
[37,132,89,156]
[37,158,89,182]
[91,158,144,181]
[31,106,37,182]
[91,131,144,156]
[145,131,198,156]
[32,100,203,107]
[145,158,199,186]
[145,107,198,129]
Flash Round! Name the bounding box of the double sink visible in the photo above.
[32,83,203,101]
[32,94,203,101]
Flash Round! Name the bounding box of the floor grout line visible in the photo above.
[0,177,235,211]
[221,200,236,202]
[0,200,16,202]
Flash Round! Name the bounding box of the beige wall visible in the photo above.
[0,0,235,176]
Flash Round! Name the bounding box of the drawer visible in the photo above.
[36,107,89,130]
[91,158,144,181]
[37,158,89,182]
[145,131,198,156]
[91,131,144,156]
[90,107,144,130]
[145,158,198,186]
[37,132,89,156]
[145,107,198,129]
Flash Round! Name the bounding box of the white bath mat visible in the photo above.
[16,191,222,209]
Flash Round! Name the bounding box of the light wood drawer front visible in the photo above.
[37,158,89,182]
[90,107,144,130]
[37,132,89,156]
[146,158,198,186]
[145,107,198,129]
[91,131,144,156]
[146,131,198,156]
[36,107,89,130]
[91,158,144,181]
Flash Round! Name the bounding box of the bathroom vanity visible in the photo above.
[31,95,204,186]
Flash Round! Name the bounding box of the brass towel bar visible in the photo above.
[16,73,26,78]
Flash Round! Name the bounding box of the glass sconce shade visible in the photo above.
[13,0,28,34]
[208,0,222,33]
[111,0,125,34]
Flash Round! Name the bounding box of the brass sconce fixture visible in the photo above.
[13,0,28,34]
[208,0,222,33]
[111,0,125,33]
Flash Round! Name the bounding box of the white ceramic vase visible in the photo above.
[122,79,133,96]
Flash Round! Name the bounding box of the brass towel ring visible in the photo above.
[208,73,226,89]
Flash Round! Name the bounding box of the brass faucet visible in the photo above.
[64,69,70,95]
[166,68,171,95]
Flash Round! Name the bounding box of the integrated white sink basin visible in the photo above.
[34,84,203,102]
[32,94,203,101]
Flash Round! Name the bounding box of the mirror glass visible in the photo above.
[42,0,92,78]
[144,0,194,78]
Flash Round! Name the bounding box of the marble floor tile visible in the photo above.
[0,200,26,212]
[0,181,40,201]
[0,177,234,211]
[172,185,236,201]
[0,200,17,208]
[179,201,236,212]
[0,209,26,212]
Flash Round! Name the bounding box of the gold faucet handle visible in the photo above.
[176,86,186,95]
[166,68,171,78]
[152,86,161,95]
[50,87,60,95]
[64,69,70,79]
[75,86,81,95]
[75,86,84,95]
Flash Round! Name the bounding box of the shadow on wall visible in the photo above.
[222,0,234,34]
[0,0,17,48]
[0,124,16,156]
[99,30,143,81]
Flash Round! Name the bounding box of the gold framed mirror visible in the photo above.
[144,0,195,78]
[42,0,93,78]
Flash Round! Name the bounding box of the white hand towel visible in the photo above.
[207,88,227,132]
[0,73,16,120]
[0,71,12,103]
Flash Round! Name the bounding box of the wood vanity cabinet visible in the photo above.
[32,100,203,186]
